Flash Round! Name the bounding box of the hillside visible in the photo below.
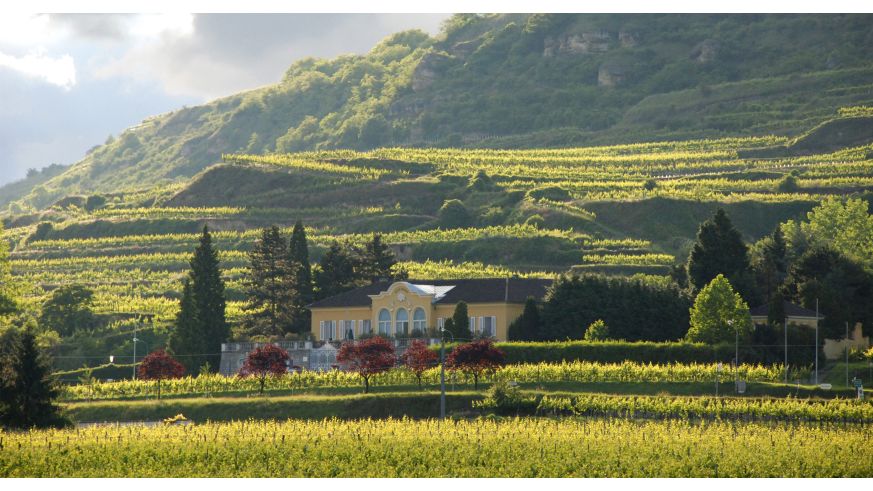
[4,13,873,210]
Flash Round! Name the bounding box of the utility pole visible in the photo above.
[784,317,788,384]
[815,298,819,385]
[440,335,446,420]
[133,322,138,380]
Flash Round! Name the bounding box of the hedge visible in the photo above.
[432,340,735,365]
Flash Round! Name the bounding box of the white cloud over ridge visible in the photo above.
[0,49,76,89]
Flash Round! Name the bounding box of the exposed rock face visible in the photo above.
[690,39,720,64]
[544,31,612,56]
[412,52,451,93]
[597,62,631,87]
[619,31,639,48]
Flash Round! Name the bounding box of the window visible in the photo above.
[342,320,354,340]
[469,317,476,335]
[413,308,427,333]
[482,316,496,337]
[378,309,391,335]
[359,319,371,335]
[437,317,445,329]
[320,320,336,341]
[395,308,409,336]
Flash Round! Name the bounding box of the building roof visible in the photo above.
[308,278,553,309]
[749,300,824,319]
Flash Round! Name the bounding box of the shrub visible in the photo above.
[584,319,609,341]
[777,174,799,193]
[526,186,571,201]
[438,199,472,227]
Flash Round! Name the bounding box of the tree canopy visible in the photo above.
[686,274,752,344]
[0,329,67,429]
[38,284,96,337]
[687,209,753,298]
[337,336,396,393]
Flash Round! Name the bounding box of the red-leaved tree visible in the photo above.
[240,344,289,395]
[337,336,396,393]
[400,339,437,389]
[446,339,505,390]
[137,349,185,400]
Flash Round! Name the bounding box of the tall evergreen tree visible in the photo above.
[168,278,205,373]
[753,227,788,303]
[314,241,359,300]
[687,209,753,297]
[168,226,228,373]
[288,220,313,334]
[449,301,472,340]
[508,296,541,341]
[0,330,68,429]
[358,233,398,283]
[243,226,297,337]
[190,226,229,362]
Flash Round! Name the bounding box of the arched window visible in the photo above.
[395,308,409,336]
[413,307,427,334]
[378,309,391,335]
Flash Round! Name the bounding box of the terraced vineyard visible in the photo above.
[3,124,872,349]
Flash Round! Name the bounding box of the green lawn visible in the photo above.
[63,379,858,424]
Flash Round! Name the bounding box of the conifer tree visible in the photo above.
[190,226,228,363]
[0,330,67,429]
[243,226,297,337]
[687,209,752,296]
[168,278,205,373]
[314,241,358,300]
[168,226,228,373]
[288,220,313,334]
[508,296,541,341]
[358,233,397,283]
[449,301,472,339]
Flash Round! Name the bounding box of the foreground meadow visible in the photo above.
[1,418,871,477]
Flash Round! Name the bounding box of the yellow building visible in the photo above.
[308,279,552,342]
[749,301,822,329]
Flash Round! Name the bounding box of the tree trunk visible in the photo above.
[157,379,161,400]
[473,373,478,390]
[364,376,370,394]
[259,375,265,395]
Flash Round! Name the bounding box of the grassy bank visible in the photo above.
[63,392,479,423]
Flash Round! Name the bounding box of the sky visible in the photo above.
[0,13,450,186]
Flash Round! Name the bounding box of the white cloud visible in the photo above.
[0,49,76,89]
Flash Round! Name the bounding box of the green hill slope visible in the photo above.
[5,13,873,211]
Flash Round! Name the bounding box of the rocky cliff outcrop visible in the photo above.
[544,31,612,56]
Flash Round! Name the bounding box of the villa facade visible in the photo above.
[307,278,553,342]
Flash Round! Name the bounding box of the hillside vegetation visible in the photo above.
[4,13,873,210]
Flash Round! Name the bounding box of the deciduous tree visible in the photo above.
[137,349,185,400]
[400,339,437,388]
[446,339,505,390]
[337,336,396,393]
[240,344,290,395]
[686,275,752,344]
[38,284,96,337]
